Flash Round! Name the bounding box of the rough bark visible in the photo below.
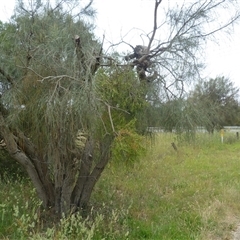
[79,134,113,211]
[15,130,55,206]
[72,138,95,211]
[0,113,51,208]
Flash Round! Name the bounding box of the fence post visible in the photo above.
[220,129,224,143]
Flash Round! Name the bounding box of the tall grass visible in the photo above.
[1,131,240,239]
[95,131,240,239]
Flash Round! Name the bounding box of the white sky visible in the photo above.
[0,0,240,88]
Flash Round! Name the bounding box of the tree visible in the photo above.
[0,0,239,219]
[156,99,190,133]
[122,0,240,99]
[143,97,205,139]
[0,0,147,217]
[189,77,240,133]
[0,0,109,216]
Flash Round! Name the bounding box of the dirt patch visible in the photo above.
[233,225,240,240]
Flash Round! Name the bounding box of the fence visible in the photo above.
[146,126,240,133]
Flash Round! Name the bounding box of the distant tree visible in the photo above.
[188,77,240,133]
[147,98,203,136]
[157,99,185,132]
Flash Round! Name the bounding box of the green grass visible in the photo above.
[0,179,40,239]
[94,132,240,239]
[1,132,240,239]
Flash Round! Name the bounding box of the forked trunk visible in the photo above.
[0,113,113,217]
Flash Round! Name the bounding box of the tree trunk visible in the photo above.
[0,112,114,217]
[78,134,113,212]
[0,114,53,208]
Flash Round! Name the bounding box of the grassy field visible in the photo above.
[1,132,240,239]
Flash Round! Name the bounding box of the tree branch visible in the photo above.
[0,113,50,207]
[147,0,163,53]
[0,67,14,85]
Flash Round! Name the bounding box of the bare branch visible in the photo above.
[147,0,163,53]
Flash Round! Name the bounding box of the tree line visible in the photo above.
[147,76,240,134]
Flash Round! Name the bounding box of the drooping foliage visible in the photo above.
[0,2,103,216]
[95,68,147,164]
[0,0,148,217]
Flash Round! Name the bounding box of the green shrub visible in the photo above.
[111,127,146,166]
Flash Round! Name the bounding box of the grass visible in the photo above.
[1,132,240,239]
[94,132,240,239]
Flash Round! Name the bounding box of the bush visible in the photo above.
[112,127,146,166]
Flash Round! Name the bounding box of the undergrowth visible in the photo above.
[1,131,240,239]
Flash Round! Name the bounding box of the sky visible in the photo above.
[0,0,240,88]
